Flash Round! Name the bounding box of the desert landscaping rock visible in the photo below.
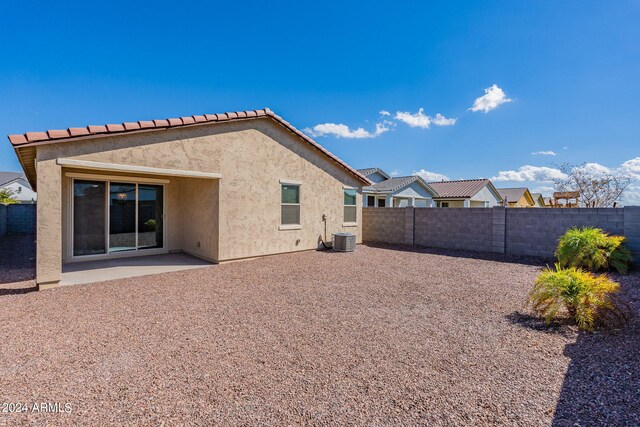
[0,236,638,426]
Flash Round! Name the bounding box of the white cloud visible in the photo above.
[389,170,401,177]
[379,110,391,116]
[491,165,567,182]
[413,169,450,182]
[620,157,640,179]
[531,185,555,195]
[394,108,457,129]
[432,113,457,126]
[469,84,512,113]
[531,151,557,156]
[304,121,391,139]
[579,162,611,175]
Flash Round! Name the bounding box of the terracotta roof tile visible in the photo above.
[106,124,125,132]
[138,121,154,129]
[227,112,238,119]
[181,116,195,125]
[47,130,70,139]
[87,125,107,134]
[245,110,257,118]
[153,119,169,127]
[122,122,140,131]
[167,118,183,126]
[25,132,49,141]
[68,127,90,136]
[8,134,27,145]
[193,115,206,123]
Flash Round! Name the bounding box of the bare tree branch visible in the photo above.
[553,163,632,207]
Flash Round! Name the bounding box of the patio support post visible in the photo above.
[36,158,62,289]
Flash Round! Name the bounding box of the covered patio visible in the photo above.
[61,252,214,286]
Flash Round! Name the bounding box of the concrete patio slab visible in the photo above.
[61,252,214,286]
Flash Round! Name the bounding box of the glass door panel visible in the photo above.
[73,180,106,256]
[138,184,163,249]
[109,183,137,252]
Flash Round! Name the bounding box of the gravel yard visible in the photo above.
[1,236,638,426]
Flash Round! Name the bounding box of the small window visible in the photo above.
[344,189,357,223]
[378,198,386,208]
[281,184,300,225]
[366,195,376,207]
[440,202,449,208]
[17,187,22,194]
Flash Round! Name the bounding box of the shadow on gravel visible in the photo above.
[0,234,36,286]
[551,274,640,426]
[505,311,575,337]
[361,242,549,266]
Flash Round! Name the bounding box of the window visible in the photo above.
[366,195,376,207]
[378,198,386,208]
[344,188,357,223]
[440,202,449,208]
[281,184,300,226]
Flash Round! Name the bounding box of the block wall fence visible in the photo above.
[0,204,37,237]
[362,206,640,262]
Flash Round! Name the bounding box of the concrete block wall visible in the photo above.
[6,204,37,234]
[363,206,640,261]
[624,207,640,263]
[362,207,413,245]
[505,208,625,258]
[0,204,6,237]
[414,208,494,252]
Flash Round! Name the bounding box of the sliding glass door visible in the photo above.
[72,179,165,258]
[73,180,106,256]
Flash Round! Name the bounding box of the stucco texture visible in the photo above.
[35,118,363,286]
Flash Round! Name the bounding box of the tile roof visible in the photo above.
[357,168,390,179]
[0,171,28,187]
[426,179,493,199]
[364,176,435,194]
[8,108,370,187]
[497,187,530,203]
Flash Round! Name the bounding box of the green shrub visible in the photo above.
[555,227,633,274]
[529,264,627,331]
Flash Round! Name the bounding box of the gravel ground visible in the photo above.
[0,236,638,426]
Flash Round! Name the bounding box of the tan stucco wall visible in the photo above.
[35,118,362,285]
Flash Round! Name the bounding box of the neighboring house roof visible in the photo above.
[497,187,534,205]
[0,171,31,189]
[364,176,436,195]
[357,168,391,180]
[8,108,371,189]
[427,179,501,200]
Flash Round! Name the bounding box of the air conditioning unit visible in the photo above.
[332,232,356,252]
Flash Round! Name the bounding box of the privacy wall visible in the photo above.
[363,206,640,261]
[0,204,37,236]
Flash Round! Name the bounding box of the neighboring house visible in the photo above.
[9,108,370,290]
[497,187,535,207]
[0,171,37,203]
[358,168,436,207]
[530,192,547,207]
[427,179,503,207]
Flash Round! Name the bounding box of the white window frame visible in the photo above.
[67,173,169,262]
[343,186,358,227]
[279,179,301,230]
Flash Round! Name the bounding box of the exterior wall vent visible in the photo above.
[333,232,356,252]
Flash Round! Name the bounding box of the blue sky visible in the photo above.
[1,1,639,201]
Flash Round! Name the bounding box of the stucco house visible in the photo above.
[427,179,503,207]
[9,108,370,290]
[358,168,436,207]
[530,192,547,207]
[497,187,535,207]
[0,171,37,204]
